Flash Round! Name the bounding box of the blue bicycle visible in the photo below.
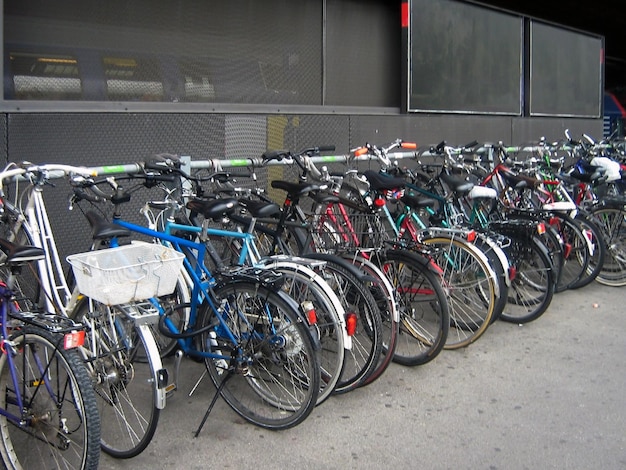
[72,176,322,433]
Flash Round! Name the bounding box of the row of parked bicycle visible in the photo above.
[0,129,624,469]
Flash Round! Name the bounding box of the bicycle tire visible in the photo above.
[200,281,320,430]
[314,258,383,394]
[548,212,590,292]
[71,299,162,458]
[589,205,626,286]
[570,212,607,289]
[421,235,497,349]
[374,249,450,365]
[339,253,400,386]
[0,327,101,470]
[499,235,555,323]
[259,260,346,405]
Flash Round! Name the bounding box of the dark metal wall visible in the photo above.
[3,112,601,167]
[0,0,603,262]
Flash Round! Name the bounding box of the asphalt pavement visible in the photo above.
[99,281,626,470]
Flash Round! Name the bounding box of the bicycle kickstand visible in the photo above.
[194,368,234,438]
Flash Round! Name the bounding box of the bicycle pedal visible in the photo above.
[165,383,177,397]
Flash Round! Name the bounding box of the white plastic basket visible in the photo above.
[67,242,185,305]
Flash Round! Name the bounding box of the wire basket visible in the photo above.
[67,241,185,305]
[310,211,395,253]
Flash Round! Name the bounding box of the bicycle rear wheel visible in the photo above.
[200,281,320,430]
[72,299,163,458]
[0,327,101,470]
[570,212,606,289]
[0,206,41,311]
[339,253,399,387]
[260,260,345,405]
[313,257,383,394]
[548,212,589,292]
[499,235,555,323]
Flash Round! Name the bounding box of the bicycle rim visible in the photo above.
[375,249,449,365]
[0,329,100,470]
[590,207,626,286]
[202,282,320,430]
[76,301,161,458]
[422,236,496,348]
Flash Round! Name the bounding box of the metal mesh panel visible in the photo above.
[0,115,6,164]
[4,0,322,104]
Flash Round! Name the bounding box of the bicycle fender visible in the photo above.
[300,252,374,282]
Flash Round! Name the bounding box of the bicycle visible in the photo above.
[0,162,169,458]
[71,173,322,432]
[0,237,100,470]
[264,146,453,360]
[181,155,386,393]
[72,162,350,405]
[336,140,500,347]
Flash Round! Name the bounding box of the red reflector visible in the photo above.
[466,230,476,243]
[563,242,572,259]
[508,266,517,282]
[374,198,386,207]
[64,330,85,349]
[302,301,317,325]
[537,222,546,235]
[354,147,368,157]
[345,312,357,336]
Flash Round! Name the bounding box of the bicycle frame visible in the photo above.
[0,284,83,426]
[112,216,294,361]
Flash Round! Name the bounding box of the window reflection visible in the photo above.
[9,52,82,100]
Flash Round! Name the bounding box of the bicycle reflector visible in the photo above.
[466,229,477,243]
[536,222,546,235]
[64,330,85,349]
[401,142,417,149]
[301,301,317,325]
[345,312,357,336]
[354,147,368,157]
[374,198,386,208]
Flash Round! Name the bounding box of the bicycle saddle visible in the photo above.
[85,211,132,240]
[0,238,45,264]
[362,170,406,191]
[186,197,239,220]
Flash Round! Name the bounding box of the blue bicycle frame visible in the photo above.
[110,217,270,361]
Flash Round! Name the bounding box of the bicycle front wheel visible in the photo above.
[200,281,320,430]
[422,236,497,349]
[374,249,449,365]
[0,327,101,470]
[589,205,626,286]
[72,300,163,458]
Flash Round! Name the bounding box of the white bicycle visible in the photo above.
[0,162,171,459]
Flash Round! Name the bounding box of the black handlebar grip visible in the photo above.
[73,188,103,203]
